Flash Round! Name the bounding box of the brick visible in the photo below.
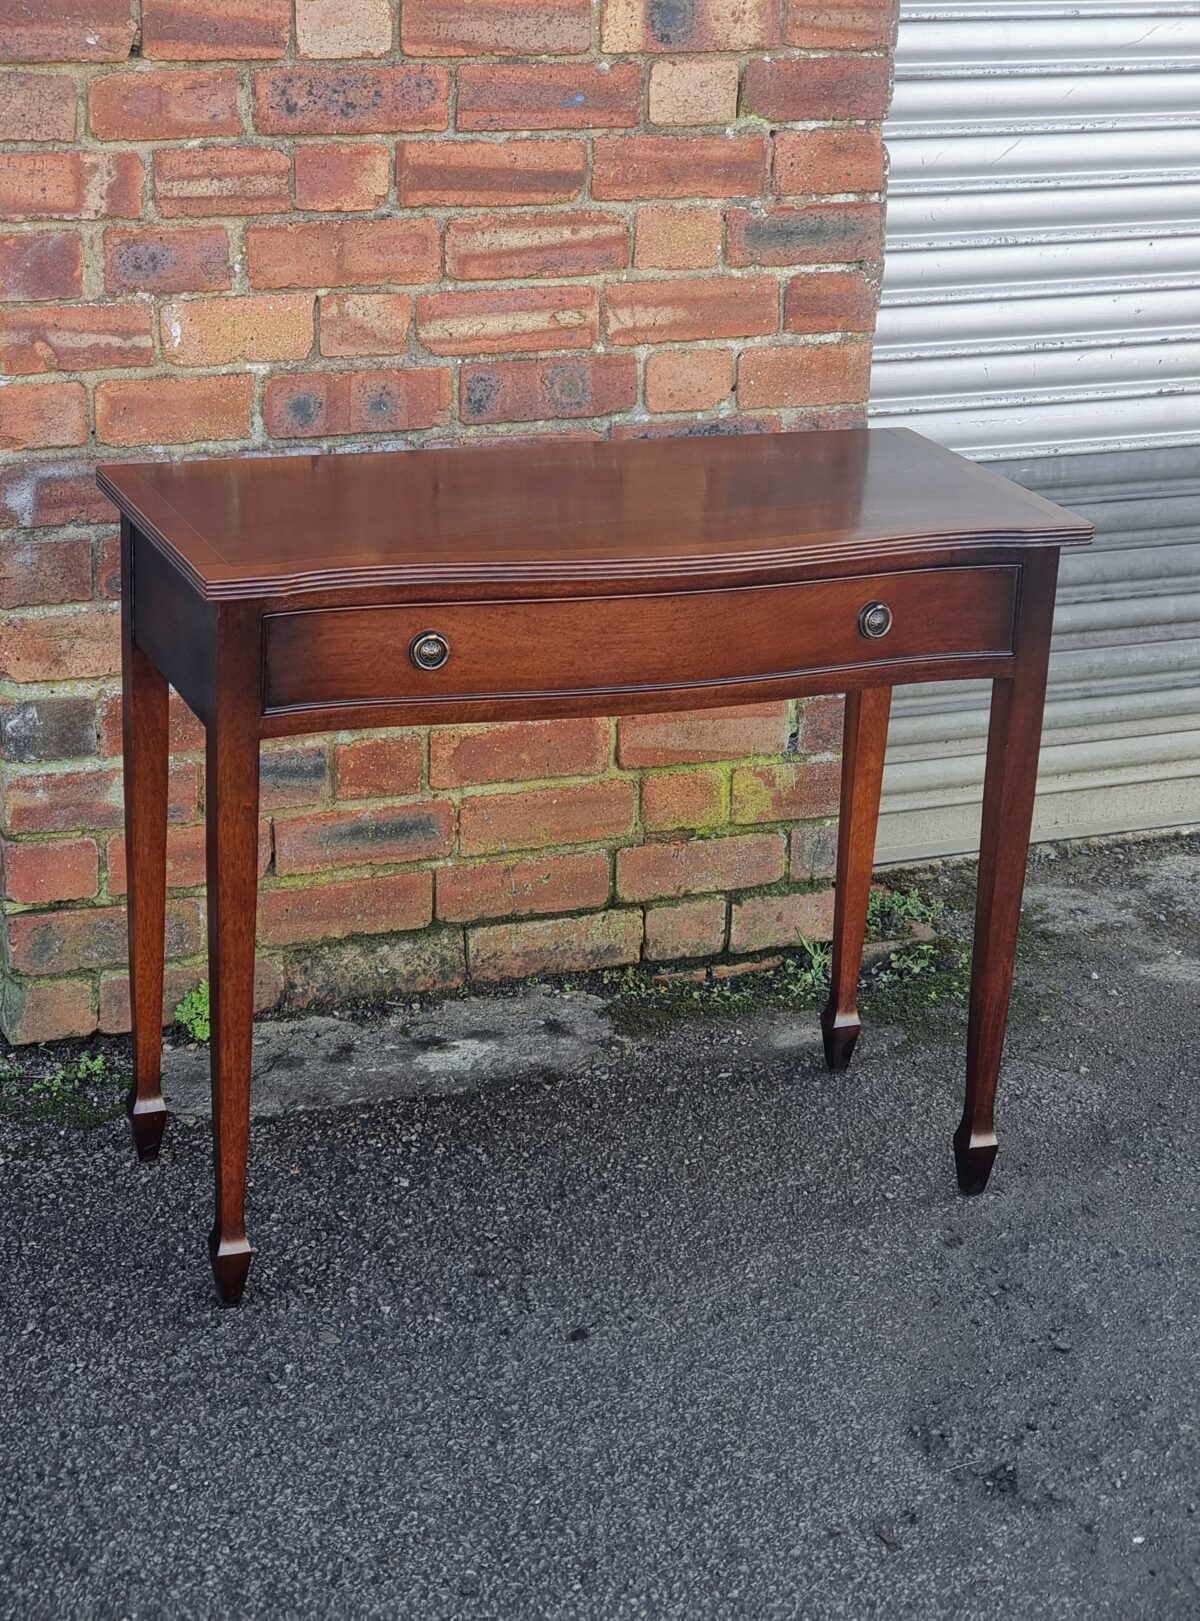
[640,765,727,830]
[246,218,441,288]
[457,63,642,131]
[737,338,872,408]
[264,367,451,438]
[95,374,255,447]
[606,275,776,345]
[727,203,884,267]
[730,759,841,822]
[0,460,114,530]
[432,719,609,788]
[460,779,635,856]
[154,146,290,217]
[469,909,642,983]
[649,59,739,125]
[460,354,638,426]
[319,292,412,357]
[273,802,453,874]
[280,928,464,1010]
[0,977,95,1045]
[260,744,329,810]
[786,0,897,51]
[634,204,721,270]
[774,129,886,198]
[0,542,93,611]
[0,381,86,452]
[0,302,152,374]
[161,293,314,365]
[397,140,587,208]
[644,895,727,960]
[0,0,134,63]
[253,66,449,136]
[142,0,290,60]
[0,606,118,681]
[2,695,96,762]
[296,0,393,58]
[729,887,835,953]
[98,958,283,1035]
[335,733,423,798]
[95,531,122,598]
[294,143,390,211]
[0,151,142,220]
[0,232,82,300]
[616,831,785,901]
[445,210,628,281]
[602,0,779,51]
[89,68,238,140]
[0,72,76,141]
[2,767,113,834]
[1,838,98,904]
[416,285,599,357]
[742,56,892,123]
[644,347,733,413]
[259,872,432,947]
[8,899,201,975]
[107,819,272,894]
[437,849,610,924]
[798,695,844,754]
[790,820,837,882]
[104,225,231,294]
[618,703,790,766]
[784,270,877,335]
[402,0,593,56]
[593,134,768,201]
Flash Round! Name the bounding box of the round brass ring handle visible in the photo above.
[858,602,893,640]
[410,631,450,671]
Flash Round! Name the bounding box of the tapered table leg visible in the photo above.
[821,686,892,1071]
[120,519,170,1161]
[956,553,1058,1194]
[205,607,262,1305]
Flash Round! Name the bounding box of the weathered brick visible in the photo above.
[727,203,883,267]
[737,338,872,408]
[798,694,845,754]
[594,133,769,200]
[89,68,239,141]
[457,63,642,131]
[260,743,329,810]
[790,820,837,882]
[616,832,785,901]
[402,0,593,56]
[416,285,598,357]
[445,210,628,281]
[334,733,424,798]
[730,759,842,822]
[0,231,82,300]
[1,837,98,904]
[644,895,727,960]
[640,765,727,829]
[0,977,95,1045]
[606,275,777,345]
[469,909,642,982]
[729,887,835,953]
[634,204,721,269]
[254,66,448,136]
[460,354,638,425]
[602,0,779,51]
[294,143,390,211]
[161,293,314,365]
[742,56,892,123]
[280,929,464,1010]
[246,218,441,288]
[104,225,231,294]
[95,373,255,446]
[0,381,86,452]
[397,140,587,208]
[460,779,636,856]
[296,0,393,59]
[644,347,732,413]
[106,819,272,894]
[259,871,432,947]
[0,0,134,63]
[0,72,76,141]
[1,694,96,760]
[649,59,739,125]
[319,292,412,356]
[154,146,291,217]
[98,957,284,1035]
[7,898,201,974]
[784,270,878,335]
[0,301,152,374]
[0,460,114,530]
[0,606,118,681]
[437,849,610,924]
[0,151,142,220]
[774,129,886,198]
[2,767,118,834]
[618,703,790,766]
[0,542,93,611]
[273,802,454,874]
[264,367,451,438]
[142,0,290,60]
[431,718,609,788]
[786,0,897,51]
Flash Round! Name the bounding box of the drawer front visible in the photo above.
[263,566,1018,713]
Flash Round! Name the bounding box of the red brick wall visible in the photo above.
[0,0,896,1043]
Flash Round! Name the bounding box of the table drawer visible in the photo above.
[262,566,1018,713]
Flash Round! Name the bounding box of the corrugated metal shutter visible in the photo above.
[869,0,1200,861]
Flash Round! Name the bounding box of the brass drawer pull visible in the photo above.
[858,601,893,640]
[410,631,450,671]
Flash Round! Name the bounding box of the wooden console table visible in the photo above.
[98,429,1090,1303]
